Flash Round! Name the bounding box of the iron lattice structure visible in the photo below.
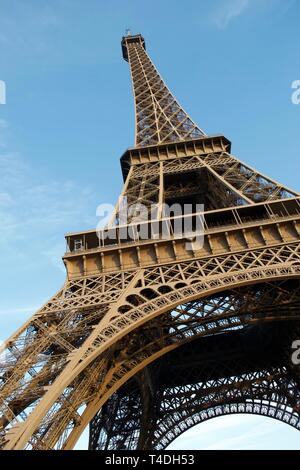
[0,33,300,450]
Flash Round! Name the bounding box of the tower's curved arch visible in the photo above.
[2,269,300,450]
[64,277,300,449]
[158,402,300,450]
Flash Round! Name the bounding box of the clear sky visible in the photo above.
[0,0,299,450]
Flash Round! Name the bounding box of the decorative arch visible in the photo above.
[3,263,300,450]
[157,401,300,450]
[85,278,300,450]
[89,324,300,451]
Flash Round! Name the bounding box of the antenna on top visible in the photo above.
[125,28,131,36]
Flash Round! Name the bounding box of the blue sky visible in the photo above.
[0,0,299,450]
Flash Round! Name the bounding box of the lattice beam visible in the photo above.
[122,34,205,147]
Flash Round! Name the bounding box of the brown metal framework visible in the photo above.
[122,34,205,146]
[0,33,300,450]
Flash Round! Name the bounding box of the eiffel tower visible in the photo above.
[1,33,300,451]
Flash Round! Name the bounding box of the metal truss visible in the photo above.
[89,313,300,449]
[115,152,298,222]
[1,273,300,449]
[0,33,299,450]
[122,34,205,146]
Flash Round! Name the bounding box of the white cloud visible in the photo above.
[0,132,96,280]
[42,239,67,273]
[0,2,60,54]
[0,118,9,130]
[0,306,38,316]
[205,419,274,450]
[171,414,246,444]
[0,32,9,45]
[0,118,9,148]
[168,414,300,450]
[0,152,95,244]
[212,0,297,30]
[213,0,250,29]
[0,191,14,206]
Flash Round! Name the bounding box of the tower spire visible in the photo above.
[122,34,205,147]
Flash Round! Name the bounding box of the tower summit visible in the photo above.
[0,34,300,451]
[121,33,146,61]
